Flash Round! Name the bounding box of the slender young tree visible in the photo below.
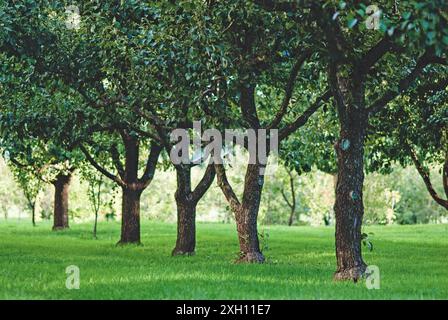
[10,166,43,227]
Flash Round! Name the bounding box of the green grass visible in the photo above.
[0,220,447,299]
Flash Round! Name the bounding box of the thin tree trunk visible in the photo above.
[333,115,368,281]
[52,172,72,230]
[93,211,98,239]
[287,171,296,226]
[32,203,36,227]
[443,151,448,201]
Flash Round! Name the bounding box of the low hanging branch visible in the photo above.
[404,141,448,210]
[367,50,447,115]
[278,89,331,141]
[138,143,163,189]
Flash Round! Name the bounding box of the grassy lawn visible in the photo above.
[0,220,447,299]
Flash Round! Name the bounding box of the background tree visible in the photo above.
[369,71,448,210]
[10,165,43,226]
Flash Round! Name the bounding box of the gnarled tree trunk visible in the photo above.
[333,113,368,280]
[235,164,265,263]
[52,172,72,230]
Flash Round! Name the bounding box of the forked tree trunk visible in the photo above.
[334,114,368,281]
[118,187,142,244]
[235,164,265,263]
[52,172,72,230]
[172,166,196,255]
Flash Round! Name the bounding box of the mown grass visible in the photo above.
[0,220,447,299]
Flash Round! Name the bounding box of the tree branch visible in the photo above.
[279,89,331,140]
[281,188,293,208]
[240,85,261,129]
[367,50,447,115]
[79,145,126,188]
[358,33,403,74]
[215,163,241,212]
[138,142,162,188]
[405,142,448,210]
[192,162,216,203]
[110,144,125,179]
[269,49,313,129]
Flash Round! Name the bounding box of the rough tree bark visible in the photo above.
[236,164,265,262]
[119,187,142,244]
[52,172,72,230]
[333,111,368,281]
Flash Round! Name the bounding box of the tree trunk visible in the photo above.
[118,134,143,245]
[172,199,196,255]
[288,207,295,227]
[52,172,72,230]
[32,203,36,227]
[172,165,196,255]
[118,187,142,244]
[443,150,448,202]
[287,171,296,226]
[93,211,98,239]
[235,164,265,263]
[333,114,368,281]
